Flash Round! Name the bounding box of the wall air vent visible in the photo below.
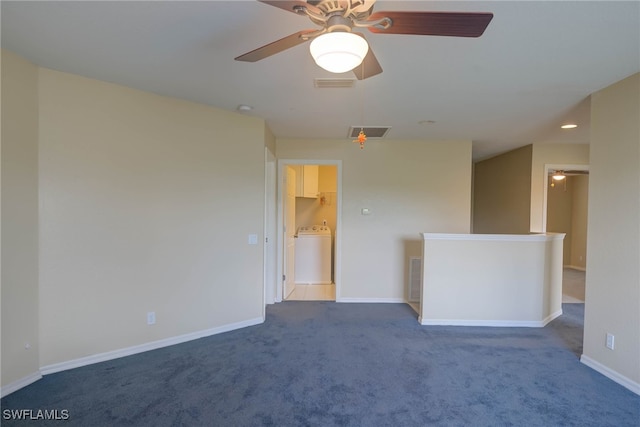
[313,78,356,88]
[348,126,391,139]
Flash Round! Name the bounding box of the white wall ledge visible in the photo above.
[419,232,565,326]
[421,232,565,242]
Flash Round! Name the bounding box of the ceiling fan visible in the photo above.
[550,170,590,181]
[235,0,494,80]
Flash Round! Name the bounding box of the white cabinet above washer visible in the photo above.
[291,165,319,198]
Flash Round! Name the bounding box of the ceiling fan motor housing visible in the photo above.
[326,15,354,33]
[307,0,374,26]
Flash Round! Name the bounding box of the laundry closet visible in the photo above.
[287,164,337,300]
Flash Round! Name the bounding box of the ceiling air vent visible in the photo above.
[314,78,356,88]
[348,126,391,139]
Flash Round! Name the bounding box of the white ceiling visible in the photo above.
[2,1,638,160]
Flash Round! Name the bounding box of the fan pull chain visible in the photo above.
[354,129,367,149]
[353,59,367,149]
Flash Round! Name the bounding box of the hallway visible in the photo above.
[562,267,585,303]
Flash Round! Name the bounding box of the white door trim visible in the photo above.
[263,148,277,310]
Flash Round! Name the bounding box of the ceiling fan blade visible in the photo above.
[367,11,493,37]
[235,30,316,62]
[352,34,383,80]
[564,170,590,175]
[258,1,322,16]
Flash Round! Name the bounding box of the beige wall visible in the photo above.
[473,145,532,234]
[37,68,267,366]
[546,178,573,263]
[530,144,589,232]
[277,138,472,300]
[569,175,588,269]
[1,50,41,388]
[583,73,639,390]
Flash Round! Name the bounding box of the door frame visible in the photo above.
[263,147,277,313]
[275,159,342,303]
[542,163,589,232]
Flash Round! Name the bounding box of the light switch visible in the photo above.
[361,208,371,215]
[248,234,258,245]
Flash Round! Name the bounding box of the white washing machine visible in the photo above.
[295,225,332,285]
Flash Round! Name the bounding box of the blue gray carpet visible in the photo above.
[2,303,639,426]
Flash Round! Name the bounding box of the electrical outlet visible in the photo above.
[606,333,615,350]
[147,312,156,325]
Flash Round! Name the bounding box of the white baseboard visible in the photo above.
[336,297,405,303]
[419,310,562,328]
[1,371,42,398]
[580,355,640,396]
[295,281,332,285]
[40,316,264,375]
[565,265,586,271]
[541,309,563,326]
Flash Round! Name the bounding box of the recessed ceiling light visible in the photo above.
[237,105,253,112]
[561,124,577,129]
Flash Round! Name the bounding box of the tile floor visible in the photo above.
[286,284,336,301]
[284,268,584,304]
[562,267,585,303]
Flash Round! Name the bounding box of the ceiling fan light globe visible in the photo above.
[310,32,369,74]
[552,174,566,181]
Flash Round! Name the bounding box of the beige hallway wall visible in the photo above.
[473,145,532,234]
[570,175,588,268]
[546,175,589,268]
[546,177,573,264]
[583,72,639,389]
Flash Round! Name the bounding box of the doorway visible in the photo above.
[275,160,342,303]
[263,148,277,309]
[544,164,589,303]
